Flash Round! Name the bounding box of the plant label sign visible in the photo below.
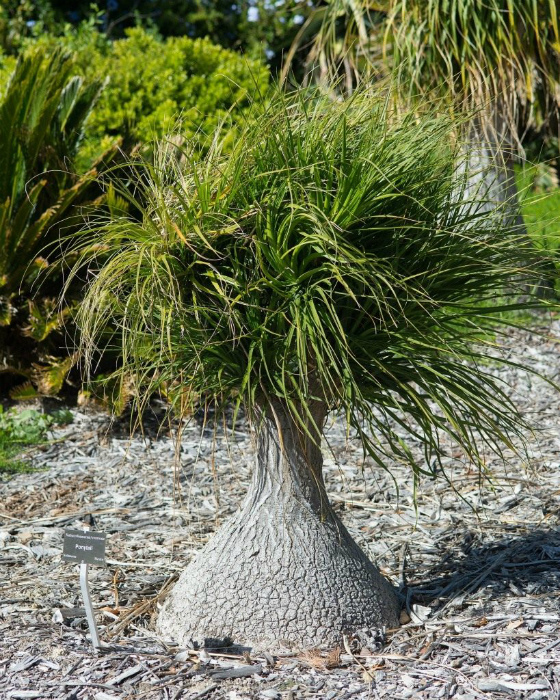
[63,529,106,566]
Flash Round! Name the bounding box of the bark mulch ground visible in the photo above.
[2,320,560,700]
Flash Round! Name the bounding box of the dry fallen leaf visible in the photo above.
[399,610,412,624]
[325,647,341,669]
[300,649,326,669]
[506,619,524,631]
[410,604,432,624]
[473,617,488,628]
[300,647,341,671]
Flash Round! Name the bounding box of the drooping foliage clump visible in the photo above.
[383,0,560,293]
[387,0,560,135]
[290,0,560,128]
[75,89,552,478]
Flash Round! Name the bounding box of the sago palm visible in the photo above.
[75,88,552,649]
[0,48,102,296]
[0,47,119,397]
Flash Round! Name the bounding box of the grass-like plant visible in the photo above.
[74,88,553,649]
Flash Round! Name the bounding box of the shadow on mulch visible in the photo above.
[406,529,560,609]
[90,400,245,440]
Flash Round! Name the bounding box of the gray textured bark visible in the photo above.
[467,138,556,298]
[157,401,400,651]
[463,135,523,228]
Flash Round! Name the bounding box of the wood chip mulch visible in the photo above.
[2,320,560,700]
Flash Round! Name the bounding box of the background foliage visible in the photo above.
[386,0,560,149]
[285,0,560,293]
[0,0,313,74]
[4,24,269,165]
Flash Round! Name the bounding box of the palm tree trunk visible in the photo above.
[465,115,555,297]
[157,400,399,650]
[473,141,557,298]
[464,128,522,227]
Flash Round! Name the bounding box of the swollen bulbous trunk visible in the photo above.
[157,401,400,650]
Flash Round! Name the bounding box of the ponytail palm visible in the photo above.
[387,0,559,134]
[76,89,551,649]
[291,0,559,130]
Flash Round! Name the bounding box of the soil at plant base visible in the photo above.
[1,320,560,699]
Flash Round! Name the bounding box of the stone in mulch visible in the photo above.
[2,321,560,699]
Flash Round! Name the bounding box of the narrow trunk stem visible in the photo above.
[248,399,330,518]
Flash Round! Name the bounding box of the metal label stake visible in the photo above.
[80,557,101,649]
[62,519,107,651]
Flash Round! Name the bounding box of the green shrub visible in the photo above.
[13,25,269,164]
[87,28,267,153]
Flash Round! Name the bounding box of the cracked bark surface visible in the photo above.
[157,401,400,650]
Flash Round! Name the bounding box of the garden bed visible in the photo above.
[2,321,560,700]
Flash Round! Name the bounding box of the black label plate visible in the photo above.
[62,529,106,565]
